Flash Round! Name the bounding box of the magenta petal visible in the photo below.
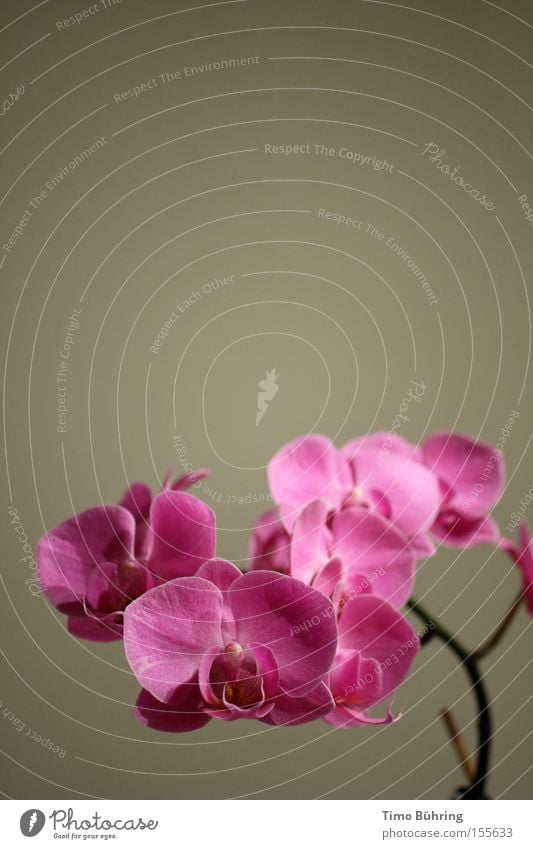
[248,642,280,701]
[338,595,419,701]
[248,510,291,573]
[147,491,216,580]
[85,562,122,612]
[198,645,224,706]
[134,687,210,732]
[123,577,224,703]
[423,432,504,515]
[323,702,398,728]
[290,500,332,584]
[265,682,335,726]
[196,559,242,642]
[314,557,343,598]
[37,505,136,609]
[120,483,153,559]
[432,513,501,548]
[172,469,210,490]
[120,482,152,523]
[329,650,383,708]
[67,614,123,642]
[331,508,416,608]
[229,571,337,697]
[268,434,349,529]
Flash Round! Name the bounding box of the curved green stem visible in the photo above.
[407,598,492,799]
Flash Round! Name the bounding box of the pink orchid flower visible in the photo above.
[268,434,439,557]
[124,560,337,730]
[289,501,416,609]
[323,594,419,727]
[422,433,504,547]
[248,509,291,573]
[503,521,533,617]
[37,490,216,641]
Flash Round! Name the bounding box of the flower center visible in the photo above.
[209,646,264,710]
[112,561,147,611]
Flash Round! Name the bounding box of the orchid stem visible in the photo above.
[440,706,476,784]
[407,597,492,799]
[473,590,523,660]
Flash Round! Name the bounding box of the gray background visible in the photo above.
[1,0,532,799]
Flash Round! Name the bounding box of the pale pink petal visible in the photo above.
[354,448,441,538]
[123,577,224,703]
[331,508,416,608]
[290,500,332,584]
[268,434,350,529]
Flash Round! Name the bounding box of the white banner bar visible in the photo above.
[1,799,529,848]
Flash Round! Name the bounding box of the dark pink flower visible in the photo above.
[323,595,419,727]
[124,560,337,729]
[422,433,504,547]
[37,491,216,641]
[290,501,416,609]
